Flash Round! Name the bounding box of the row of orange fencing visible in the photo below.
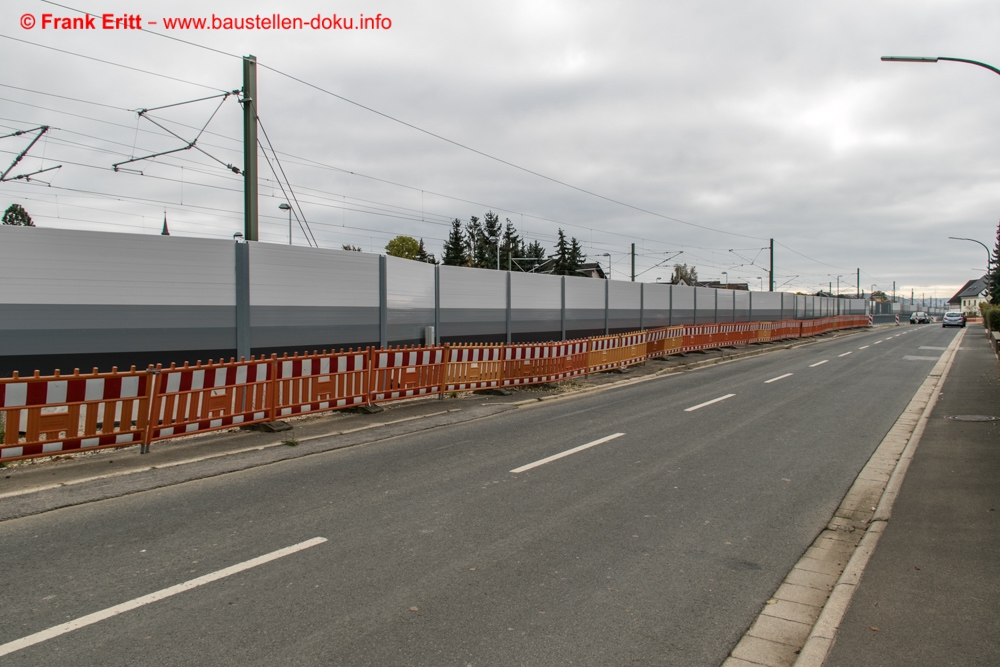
[0,315,869,462]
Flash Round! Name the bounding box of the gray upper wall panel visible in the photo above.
[511,272,560,310]
[250,243,378,308]
[609,280,641,310]
[387,255,435,309]
[564,275,605,310]
[0,225,235,306]
[440,265,505,309]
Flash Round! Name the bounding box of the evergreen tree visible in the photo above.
[568,237,586,276]
[341,244,363,252]
[988,220,1000,304]
[2,203,34,226]
[481,211,502,269]
[523,240,547,272]
[500,218,523,271]
[442,218,467,266]
[465,216,485,268]
[416,238,437,264]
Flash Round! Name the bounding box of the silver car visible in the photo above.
[942,311,966,328]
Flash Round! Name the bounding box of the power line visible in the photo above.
[0,33,227,92]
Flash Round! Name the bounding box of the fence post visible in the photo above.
[434,264,441,344]
[779,293,784,321]
[668,284,673,327]
[693,286,698,325]
[379,255,388,349]
[234,241,251,361]
[714,288,718,323]
[267,354,278,422]
[639,282,644,331]
[749,291,753,322]
[560,276,566,341]
[604,278,609,336]
[506,271,512,344]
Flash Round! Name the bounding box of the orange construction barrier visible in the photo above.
[646,326,683,359]
[502,340,589,386]
[0,367,152,461]
[445,344,504,391]
[369,346,445,403]
[588,331,648,372]
[274,349,370,417]
[147,357,273,443]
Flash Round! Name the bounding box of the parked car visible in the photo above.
[942,311,966,328]
[910,312,930,324]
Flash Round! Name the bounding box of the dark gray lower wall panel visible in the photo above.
[0,326,234,356]
[608,309,640,332]
[0,304,235,354]
[439,308,505,340]
[250,305,379,349]
[0,348,238,378]
[565,309,604,335]
[643,310,673,328]
[752,309,782,321]
[671,309,695,326]
[387,307,435,346]
[511,309,561,334]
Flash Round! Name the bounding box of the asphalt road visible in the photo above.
[0,324,959,666]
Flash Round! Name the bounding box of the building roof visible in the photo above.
[948,277,987,305]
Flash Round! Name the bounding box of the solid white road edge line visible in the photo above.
[510,433,625,473]
[809,360,829,367]
[838,352,852,357]
[684,393,736,412]
[764,373,793,384]
[0,537,328,658]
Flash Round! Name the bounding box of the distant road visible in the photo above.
[0,324,956,665]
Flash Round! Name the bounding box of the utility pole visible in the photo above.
[856,268,860,297]
[769,238,774,291]
[242,55,259,241]
[631,243,636,282]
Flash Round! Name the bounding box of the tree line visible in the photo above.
[379,211,588,276]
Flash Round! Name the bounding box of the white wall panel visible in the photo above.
[0,226,235,306]
[386,255,435,309]
[440,265,506,309]
[511,272,561,310]
[251,243,378,307]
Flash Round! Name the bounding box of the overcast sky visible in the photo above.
[2,0,999,300]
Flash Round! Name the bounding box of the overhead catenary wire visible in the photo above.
[1,21,856,278]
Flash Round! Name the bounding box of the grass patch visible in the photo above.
[283,438,299,447]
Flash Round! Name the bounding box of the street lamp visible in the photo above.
[278,202,292,245]
[600,253,611,280]
[948,236,991,274]
[881,55,1000,77]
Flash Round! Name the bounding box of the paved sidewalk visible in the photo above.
[824,328,1000,666]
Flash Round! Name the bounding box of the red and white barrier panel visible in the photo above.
[370,346,445,403]
[274,349,370,417]
[445,345,504,391]
[646,326,684,358]
[503,340,588,386]
[0,367,152,461]
[147,358,273,442]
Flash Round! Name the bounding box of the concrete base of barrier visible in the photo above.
[243,421,293,433]
[353,404,384,414]
[474,387,513,396]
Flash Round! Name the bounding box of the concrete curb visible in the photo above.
[722,327,964,667]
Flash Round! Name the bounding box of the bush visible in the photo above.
[988,307,1000,332]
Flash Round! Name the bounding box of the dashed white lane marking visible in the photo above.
[511,433,625,473]
[874,341,882,345]
[919,346,947,351]
[765,373,793,384]
[684,394,736,412]
[859,345,870,349]
[0,538,328,658]
[809,360,829,367]
[838,351,852,357]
